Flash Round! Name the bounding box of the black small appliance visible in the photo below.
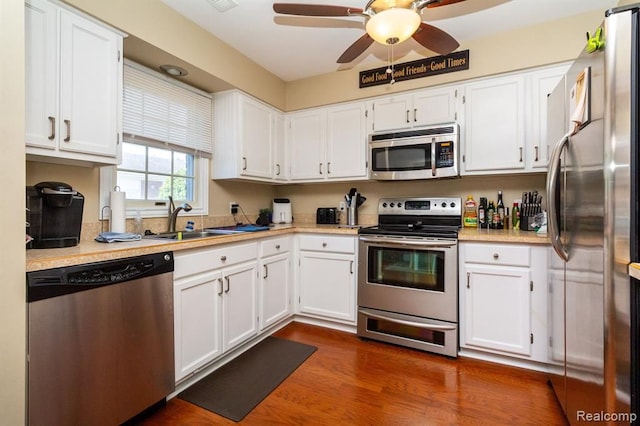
[26,181,84,249]
[316,207,338,224]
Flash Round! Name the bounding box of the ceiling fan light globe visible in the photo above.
[365,7,421,45]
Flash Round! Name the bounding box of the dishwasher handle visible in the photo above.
[27,251,174,302]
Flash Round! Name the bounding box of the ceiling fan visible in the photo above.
[273,0,465,64]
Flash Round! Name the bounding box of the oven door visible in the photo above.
[358,235,458,323]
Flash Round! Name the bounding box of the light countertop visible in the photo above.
[27,224,548,272]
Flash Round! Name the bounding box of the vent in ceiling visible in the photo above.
[206,0,238,13]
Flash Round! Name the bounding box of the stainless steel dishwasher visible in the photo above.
[27,251,175,426]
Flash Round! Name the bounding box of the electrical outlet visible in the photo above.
[230,202,239,215]
[339,201,346,211]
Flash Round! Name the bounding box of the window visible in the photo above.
[100,60,212,218]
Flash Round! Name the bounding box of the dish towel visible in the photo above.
[95,232,142,243]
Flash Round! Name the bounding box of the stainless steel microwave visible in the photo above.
[369,124,459,181]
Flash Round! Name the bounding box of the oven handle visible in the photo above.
[359,236,456,249]
[359,309,457,331]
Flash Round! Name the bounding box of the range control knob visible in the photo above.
[389,202,395,208]
[441,202,447,208]
[397,202,402,208]
[382,202,388,208]
[450,202,456,208]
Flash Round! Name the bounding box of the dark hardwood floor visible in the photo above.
[138,322,568,425]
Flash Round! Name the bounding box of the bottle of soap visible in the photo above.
[133,210,144,236]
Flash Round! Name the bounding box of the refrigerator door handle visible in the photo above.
[546,132,571,261]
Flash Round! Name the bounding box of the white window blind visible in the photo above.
[123,60,212,154]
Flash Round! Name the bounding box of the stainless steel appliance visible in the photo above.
[27,252,175,425]
[546,4,638,422]
[358,197,461,357]
[369,123,459,181]
[26,181,84,249]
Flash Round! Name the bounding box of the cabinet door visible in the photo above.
[413,87,457,127]
[372,94,413,132]
[463,264,531,356]
[241,97,273,178]
[288,109,325,180]
[528,65,569,170]
[462,75,526,173]
[299,252,356,322]
[174,271,223,381]
[326,102,368,180]
[273,112,288,181]
[222,262,258,351]
[260,253,291,330]
[25,0,58,150]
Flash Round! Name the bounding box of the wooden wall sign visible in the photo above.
[359,49,469,88]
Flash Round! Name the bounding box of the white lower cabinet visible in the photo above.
[173,242,258,382]
[259,236,292,330]
[459,242,548,365]
[297,235,356,323]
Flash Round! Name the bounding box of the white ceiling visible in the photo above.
[160,0,617,82]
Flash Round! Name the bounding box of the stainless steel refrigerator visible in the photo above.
[546,3,638,423]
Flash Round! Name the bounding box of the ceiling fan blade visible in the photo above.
[273,3,363,17]
[412,22,459,55]
[274,16,364,30]
[337,33,374,63]
[425,0,467,8]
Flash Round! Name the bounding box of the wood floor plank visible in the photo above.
[137,322,567,425]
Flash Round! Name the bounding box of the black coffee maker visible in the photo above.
[26,182,84,249]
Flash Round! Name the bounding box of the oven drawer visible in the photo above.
[298,235,355,254]
[463,243,530,267]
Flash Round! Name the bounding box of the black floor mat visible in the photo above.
[178,336,317,422]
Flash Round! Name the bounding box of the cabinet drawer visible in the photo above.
[298,235,355,254]
[175,242,258,279]
[464,243,530,267]
[260,236,290,257]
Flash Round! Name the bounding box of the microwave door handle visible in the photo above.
[431,140,437,177]
[546,132,570,262]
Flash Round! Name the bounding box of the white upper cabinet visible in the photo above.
[25,0,123,166]
[213,90,285,182]
[371,86,457,133]
[528,64,570,170]
[461,74,527,174]
[460,63,571,175]
[288,100,369,182]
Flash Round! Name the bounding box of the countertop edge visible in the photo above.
[27,225,548,272]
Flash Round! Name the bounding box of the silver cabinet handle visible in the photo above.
[276,164,281,176]
[406,110,410,123]
[275,244,280,249]
[47,116,55,140]
[220,255,227,262]
[224,276,230,293]
[519,146,523,162]
[493,253,499,259]
[413,108,417,122]
[466,272,470,289]
[327,162,331,174]
[319,163,323,175]
[322,242,327,248]
[242,157,247,170]
[263,264,268,279]
[350,260,354,274]
[534,145,539,162]
[63,119,71,142]
[217,278,223,296]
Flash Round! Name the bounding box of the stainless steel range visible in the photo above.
[357,197,461,357]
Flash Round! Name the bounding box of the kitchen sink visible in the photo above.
[143,225,270,241]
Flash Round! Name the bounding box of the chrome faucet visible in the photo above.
[167,196,192,232]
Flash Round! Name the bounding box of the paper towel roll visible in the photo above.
[110,189,126,233]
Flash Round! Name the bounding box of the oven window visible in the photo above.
[367,246,445,291]
[371,144,431,171]
[366,317,446,346]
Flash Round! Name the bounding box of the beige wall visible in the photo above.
[1,0,26,424]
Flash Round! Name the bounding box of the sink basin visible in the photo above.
[143,230,225,241]
[143,225,270,241]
